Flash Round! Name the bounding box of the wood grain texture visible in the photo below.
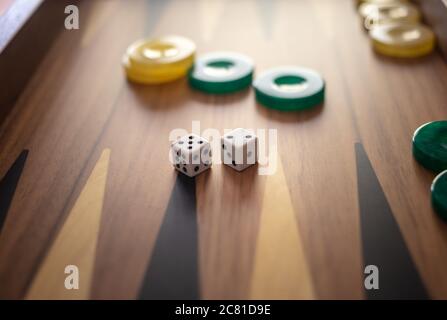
[0,0,447,299]
[333,0,447,299]
[0,0,76,125]
[250,157,314,299]
[198,0,225,42]
[356,143,428,299]
[25,149,110,300]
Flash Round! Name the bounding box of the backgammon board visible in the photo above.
[1,0,447,300]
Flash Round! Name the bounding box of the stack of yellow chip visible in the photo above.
[355,0,436,58]
[357,0,408,5]
[123,35,195,84]
[359,2,420,30]
[370,23,435,58]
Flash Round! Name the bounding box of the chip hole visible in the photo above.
[273,75,308,93]
[204,60,235,77]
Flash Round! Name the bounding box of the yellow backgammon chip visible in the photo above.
[357,0,408,6]
[123,59,189,84]
[359,2,420,30]
[123,35,195,84]
[123,55,191,84]
[370,23,435,58]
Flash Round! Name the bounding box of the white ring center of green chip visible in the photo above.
[203,60,236,77]
[254,67,324,99]
[272,75,309,93]
[191,52,254,83]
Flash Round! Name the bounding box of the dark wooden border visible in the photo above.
[0,0,44,54]
[414,0,447,60]
[0,0,77,125]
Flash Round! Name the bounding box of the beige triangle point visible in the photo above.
[81,1,119,47]
[26,149,111,300]
[198,0,225,41]
[250,157,315,299]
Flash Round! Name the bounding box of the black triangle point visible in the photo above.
[139,173,199,300]
[0,150,29,234]
[256,0,277,39]
[355,143,428,299]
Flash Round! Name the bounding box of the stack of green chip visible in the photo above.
[431,170,447,221]
[253,67,325,111]
[412,121,447,173]
[188,52,254,94]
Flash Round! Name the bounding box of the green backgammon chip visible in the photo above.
[188,52,254,94]
[412,121,447,173]
[431,170,447,221]
[253,66,325,111]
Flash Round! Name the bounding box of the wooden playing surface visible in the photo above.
[1,0,447,300]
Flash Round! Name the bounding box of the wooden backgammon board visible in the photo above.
[1,0,447,300]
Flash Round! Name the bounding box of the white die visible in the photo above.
[221,128,258,172]
[171,134,212,177]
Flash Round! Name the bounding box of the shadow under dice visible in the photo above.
[221,128,258,172]
[172,134,212,177]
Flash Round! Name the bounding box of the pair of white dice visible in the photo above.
[171,128,258,177]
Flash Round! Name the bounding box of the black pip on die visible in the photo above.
[221,128,258,171]
[171,134,212,177]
